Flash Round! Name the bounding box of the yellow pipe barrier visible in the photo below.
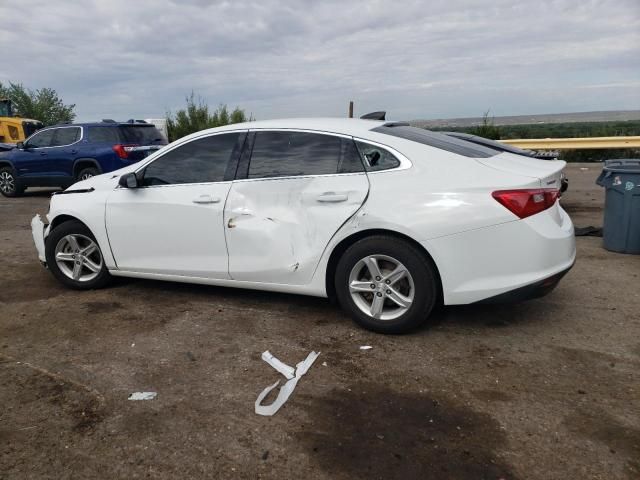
[500,136,640,150]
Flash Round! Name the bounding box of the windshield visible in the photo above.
[118,125,167,145]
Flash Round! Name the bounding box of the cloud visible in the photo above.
[2,0,639,121]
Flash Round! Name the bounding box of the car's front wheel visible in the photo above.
[335,235,438,333]
[45,220,112,289]
[0,167,25,197]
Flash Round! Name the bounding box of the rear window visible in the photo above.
[88,126,120,143]
[118,125,167,145]
[443,132,535,157]
[371,125,499,158]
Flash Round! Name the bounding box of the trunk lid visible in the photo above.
[477,152,566,189]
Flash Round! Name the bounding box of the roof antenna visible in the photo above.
[360,111,386,120]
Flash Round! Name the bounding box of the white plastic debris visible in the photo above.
[255,350,319,416]
[128,392,157,401]
[359,345,373,350]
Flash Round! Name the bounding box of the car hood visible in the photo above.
[0,143,16,152]
[64,171,121,192]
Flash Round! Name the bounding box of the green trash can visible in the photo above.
[596,159,640,254]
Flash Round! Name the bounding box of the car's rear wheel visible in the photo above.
[76,167,99,182]
[335,235,438,333]
[45,220,111,289]
[0,167,25,197]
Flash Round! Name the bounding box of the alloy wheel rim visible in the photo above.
[0,171,16,194]
[54,234,103,282]
[80,173,93,180]
[348,254,415,320]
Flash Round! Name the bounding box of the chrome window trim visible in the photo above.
[115,180,233,190]
[134,129,249,174]
[25,126,83,150]
[235,128,412,182]
[242,128,359,181]
[352,136,412,173]
[128,129,249,189]
[130,127,412,186]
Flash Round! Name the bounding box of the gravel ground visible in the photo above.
[1,162,638,479]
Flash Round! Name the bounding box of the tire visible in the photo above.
[76,167,99,182]
[335,235,438,334]
[45,220,112,290]
[0,166,25,197]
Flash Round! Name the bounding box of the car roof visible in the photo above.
[194,118,387,137]
[46,122,157,128]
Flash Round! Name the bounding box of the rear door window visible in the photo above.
[142,132,244,186]
[51,127,81,147]
[247,131,363,179]
[26,129,55,148]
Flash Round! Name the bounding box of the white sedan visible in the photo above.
[31,118,575,333]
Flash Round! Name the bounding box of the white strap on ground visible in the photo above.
[255,350,320,416]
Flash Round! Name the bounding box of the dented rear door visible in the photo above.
[225,130,369,285]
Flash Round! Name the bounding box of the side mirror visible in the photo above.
[118,172,139,188]
[16,141,25,150]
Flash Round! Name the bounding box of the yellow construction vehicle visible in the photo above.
[0,99,43,145]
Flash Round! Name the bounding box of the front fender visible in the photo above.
[47,193,116,269]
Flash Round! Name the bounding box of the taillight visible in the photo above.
[492,188,559,219]
[112,144,139,159]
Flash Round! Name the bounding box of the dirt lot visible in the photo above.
[1,162,638,479]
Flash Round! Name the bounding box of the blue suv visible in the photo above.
[0,120,167,197]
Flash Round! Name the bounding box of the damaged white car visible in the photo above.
[31,117,575,333]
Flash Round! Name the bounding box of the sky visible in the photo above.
[2,0,639,122]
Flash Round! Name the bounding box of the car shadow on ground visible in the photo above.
[109,275,548,334]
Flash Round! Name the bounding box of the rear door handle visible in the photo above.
[317,192,348,203]
[40,152,47,156]
[192,195,221,204]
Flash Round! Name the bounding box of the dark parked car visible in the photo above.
[0,120,167,197]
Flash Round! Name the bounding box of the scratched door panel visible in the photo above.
[225,174,369,284]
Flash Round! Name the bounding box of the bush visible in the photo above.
[166,92,251,142]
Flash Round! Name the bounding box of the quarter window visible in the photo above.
[51,127,81,147]
[26,129,54,148]
[354,140,400,171]
[142,132,244,186]
[247,131,363,179]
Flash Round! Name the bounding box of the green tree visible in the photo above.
[166,92,250,142]
[470,110,501,140]
[0,81,76,126]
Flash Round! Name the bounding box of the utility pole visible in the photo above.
[348,101,354,118]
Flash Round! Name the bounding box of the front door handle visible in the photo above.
[192,195,221,204]
[40,152,47,156]
[316,192,348,203]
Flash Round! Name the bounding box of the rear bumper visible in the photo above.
[476,263,573,304]
[424,204,576,305]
